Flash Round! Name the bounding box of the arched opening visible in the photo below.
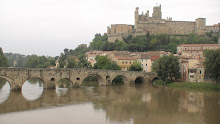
[81,75,104,86]
[135,76,145,84]
[22,77,44,101]
[151,77,161,85]
[0,78,10,104]
[112,75,128,85]
[55,78,72,97]
[50,78,55,81]
[56,78,72,88]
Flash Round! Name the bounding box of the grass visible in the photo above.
[153,80,220,91]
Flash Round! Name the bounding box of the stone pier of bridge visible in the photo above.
[0,68,158,90]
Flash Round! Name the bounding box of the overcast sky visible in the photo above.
[0,0,219,57]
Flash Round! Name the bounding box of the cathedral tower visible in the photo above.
[152,4,162,18]
[135,7,139,28]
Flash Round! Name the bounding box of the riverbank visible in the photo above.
[153,80,220,91]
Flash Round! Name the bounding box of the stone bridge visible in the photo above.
[0,68,158,90]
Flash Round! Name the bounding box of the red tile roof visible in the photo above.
[151,56,160,61]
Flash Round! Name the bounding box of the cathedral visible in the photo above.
[107,5,206,43]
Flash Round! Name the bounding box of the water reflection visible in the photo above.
[55,79,71,97]
[0,85,220,124]
[56,88,69,97]
[0,80,10,104]
[22,78,43,101]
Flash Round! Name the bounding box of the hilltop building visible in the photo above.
[206,23,220,33]
[107,5,209,43]
[78,44,87,49]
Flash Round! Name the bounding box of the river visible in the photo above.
[0,78,220,124]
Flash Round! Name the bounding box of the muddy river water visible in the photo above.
[0,79,220,124]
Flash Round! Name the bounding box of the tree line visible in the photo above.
[88,32,218,53]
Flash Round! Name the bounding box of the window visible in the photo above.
[122,61,124,64]
[190,75,194,78]
[126,61,127,64]
[146,64,148,66]
[200,71,202,74]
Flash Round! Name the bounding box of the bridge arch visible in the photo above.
[0,76,13,88]
[0,76,17,90]
[0,77,11,104]
[21,77,44,101]
[22,77,45,89]
[150,76,160,84]
[55,78,73,88]
[112,75,129,85]
[134,76,146,84]
[80,74,105,86]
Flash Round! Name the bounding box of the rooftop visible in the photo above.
[151,56,160,61]
[178,44,219,47]
[115,56,137,60]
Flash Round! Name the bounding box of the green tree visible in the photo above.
[24,55,39,68]
[24,55,54,68]
[93,55,120,70]
[0,47,8,67]
[128,62,143,71]
[93,55,110,69]
[58,53,67,68]
[152,55,180,83]
[204,49,220,83]
[103,61,121,70]
[115,41,126,51]
[77,54,90,68]
[67,56,76,68]
[89,33,108,50]
[149,38,159,49]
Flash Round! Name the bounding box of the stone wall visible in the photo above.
[0,68,158,90]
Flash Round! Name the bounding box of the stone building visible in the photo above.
[177,41,220,82]
[78,44,87,48]
[177,44,219,57]
[110,56,137,71]
[206,23,220,33]
[107,24,133,43]
[107,5,208,43]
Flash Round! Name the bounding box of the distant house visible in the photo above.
[177,43,220,83]
[110,56,137,71]
[177,44,219,57]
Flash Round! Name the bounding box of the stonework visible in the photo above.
[107,24,133,43]
[206,23,220,33]
[107,5,208,43]
[0,68,157,90]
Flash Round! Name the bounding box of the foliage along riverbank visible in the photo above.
[153,80,220,91]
